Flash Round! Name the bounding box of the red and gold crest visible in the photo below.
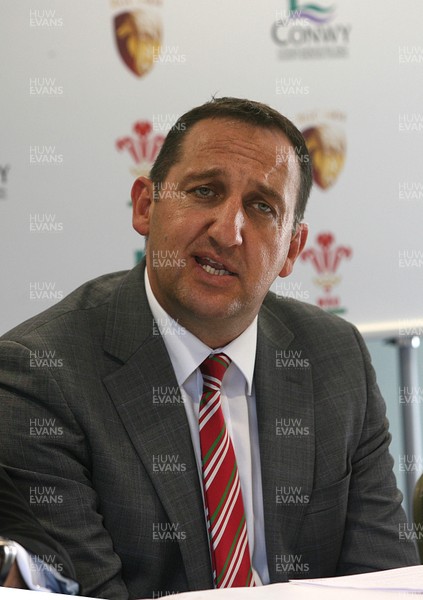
[302,124,346,190]
[113,9,162,77]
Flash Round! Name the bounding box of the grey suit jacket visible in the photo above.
[0,262,418,598]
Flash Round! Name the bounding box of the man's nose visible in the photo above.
[207,196,245,247]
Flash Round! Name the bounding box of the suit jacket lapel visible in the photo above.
[102,262,213,590]
[255,300,315,582]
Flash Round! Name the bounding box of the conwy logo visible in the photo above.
[301,232,351,314]
[116,121,165,178]
[272,0,351,60]
[113,8,162,77]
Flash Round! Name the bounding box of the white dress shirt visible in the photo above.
[145,269,270,585]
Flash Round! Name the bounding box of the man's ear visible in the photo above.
[279,222,309,278]
[131,176,154,236]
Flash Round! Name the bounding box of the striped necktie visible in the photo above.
[199,353,255,588]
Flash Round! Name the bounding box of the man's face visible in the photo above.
[132,118,308,344]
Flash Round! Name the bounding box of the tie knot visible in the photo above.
[200,353,231,387]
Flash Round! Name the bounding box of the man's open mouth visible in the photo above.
[195,256,236,276]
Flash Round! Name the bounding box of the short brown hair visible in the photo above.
[150,97,312,226]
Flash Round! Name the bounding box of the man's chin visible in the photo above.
[182,298,245,324]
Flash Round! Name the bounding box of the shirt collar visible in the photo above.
[144,268,257,394]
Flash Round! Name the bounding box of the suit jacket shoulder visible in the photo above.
[262,290,359,340]
[3,269,130,341]
[260,290,369,383]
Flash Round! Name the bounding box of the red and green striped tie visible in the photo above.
[199,353,255,588]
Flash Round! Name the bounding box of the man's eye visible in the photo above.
[193,186,215,198]
[253,201,273,214]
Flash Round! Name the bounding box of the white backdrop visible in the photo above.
[1,0,422,337]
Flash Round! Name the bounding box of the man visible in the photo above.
[0,466,78,593]
[0,97,418,598]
